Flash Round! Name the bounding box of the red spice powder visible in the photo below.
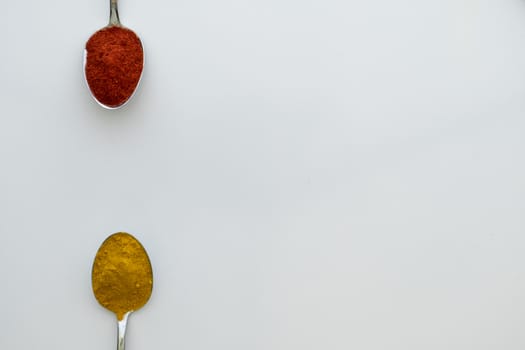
[85,26,144,108]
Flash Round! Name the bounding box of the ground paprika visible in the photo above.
[85,26,144,108]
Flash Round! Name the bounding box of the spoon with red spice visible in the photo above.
[84,0,144,109]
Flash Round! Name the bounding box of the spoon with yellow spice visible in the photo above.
[92,232,153,350]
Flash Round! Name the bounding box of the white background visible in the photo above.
[2,0,525,349]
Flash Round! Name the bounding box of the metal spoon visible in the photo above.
[84,0,144,109]
[92,232,153,350]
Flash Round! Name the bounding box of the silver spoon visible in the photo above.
[84,0,144,109]
[92,232,153,350]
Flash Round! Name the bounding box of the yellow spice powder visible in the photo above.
[92,232,153,320]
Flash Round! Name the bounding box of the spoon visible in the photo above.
[84,0,144,109]
[92,232,153,350]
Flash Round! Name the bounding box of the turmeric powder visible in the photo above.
[92,232,153,320]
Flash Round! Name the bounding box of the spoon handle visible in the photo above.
[117,313,130,350]
[109,0,121,26]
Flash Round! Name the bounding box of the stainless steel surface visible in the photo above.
[117,312,130,350]
[109,0,121,26]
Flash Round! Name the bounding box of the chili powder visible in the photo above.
[85,26,143,108]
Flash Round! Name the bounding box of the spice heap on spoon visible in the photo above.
[84,0,144,109]
[92,232,153,350]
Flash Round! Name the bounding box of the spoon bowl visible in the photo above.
[84,0,144,109]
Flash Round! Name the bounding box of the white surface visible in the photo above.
[2,0,525,349]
